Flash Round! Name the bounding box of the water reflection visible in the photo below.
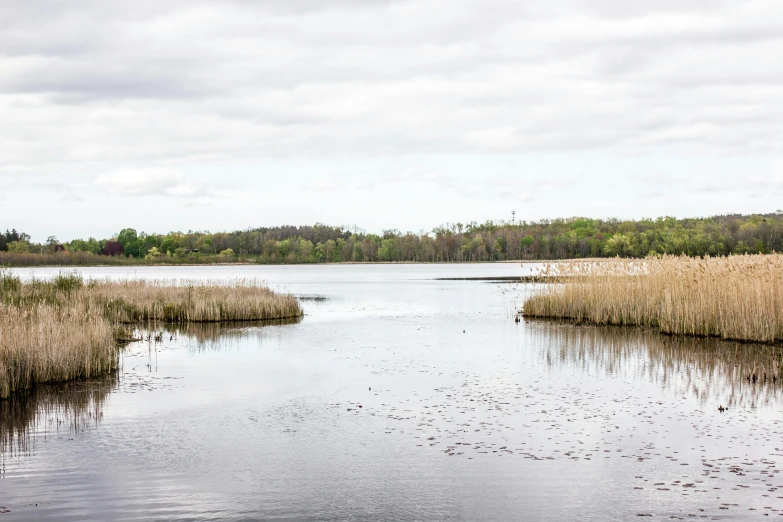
[132,317,302,352]
[0,375,117,470]
[1,319,301,468]
[530,320,783,408]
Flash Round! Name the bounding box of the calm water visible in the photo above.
[1,264,782,521]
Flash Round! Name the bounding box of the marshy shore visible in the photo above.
[523,254,783,344]
[0,271,302,399]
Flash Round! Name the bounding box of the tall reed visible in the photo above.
[91,279,302,323]
[523,254,783,343]
[0,303,116,399]
[0,271,303,399]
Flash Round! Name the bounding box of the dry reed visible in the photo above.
[0,271,303,399]
[91,279,302,323]
[523,254,783,343]
[0,303,116,399]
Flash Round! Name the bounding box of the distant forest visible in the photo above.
[1,212,782,266]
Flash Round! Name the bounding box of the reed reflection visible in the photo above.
[131,316,303,353]
[529,321,783,408]
[0,375,117,470]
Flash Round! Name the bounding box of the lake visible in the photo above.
[1,264,781,521]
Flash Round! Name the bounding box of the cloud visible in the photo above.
[382,170,460,190]
[2,0,783,241]
[94,169,208,198]
[1,0,782,172]
[303,179,344,191]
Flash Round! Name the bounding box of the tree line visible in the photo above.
[2,212,782,265]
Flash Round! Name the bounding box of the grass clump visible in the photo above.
[522,254,783,343]
[0,302,116,400]
[91,279,302,323]
[0,270,302,399]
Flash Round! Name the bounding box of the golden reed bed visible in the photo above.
[0,272,302,399]
[523,254,783,344]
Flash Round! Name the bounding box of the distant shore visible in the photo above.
[0,257,542,269]
[0,254,603,269]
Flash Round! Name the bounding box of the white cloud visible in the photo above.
[304,179,344,191]
[1,1,782,240]
[94,169,208,198]
[1,0,782,170]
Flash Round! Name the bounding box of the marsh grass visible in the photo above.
[93,280,302,323]
[0,303,116,400]
[0,270,303,399]
[523,254,783,343]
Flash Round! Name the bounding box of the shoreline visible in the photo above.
[0,259,607,269]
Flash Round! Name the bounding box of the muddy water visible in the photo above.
[1,264,782,521]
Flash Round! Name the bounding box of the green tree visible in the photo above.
[324,240,337,262]
[520,235,534,257]
[160,238,177,255]
[378,238,399,261]
[353,242,364,262]
[277,239,292,259]
[7,241,30,253]
[603,233,637,257]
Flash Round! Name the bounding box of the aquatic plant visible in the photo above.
[90,279,302,324]
[0,302,116,399]
[523,254,783,344]
[0,271,303,399]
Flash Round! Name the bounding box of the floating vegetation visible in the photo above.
[0,270,303,399]
[523,254,783,343]
[296,295,328,302]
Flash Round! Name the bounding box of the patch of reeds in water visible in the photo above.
[523,255,783,344]
[0,303,117,400]
[0,271,303,399]
[94,280,302,323]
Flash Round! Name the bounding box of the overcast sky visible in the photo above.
[1,0,782,241]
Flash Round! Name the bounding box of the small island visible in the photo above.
[0,271,302,399]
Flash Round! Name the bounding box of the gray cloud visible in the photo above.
[1,0,783,172]
[94,169,214,198]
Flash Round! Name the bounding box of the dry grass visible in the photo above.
[0,303,116,399]
[0,271,303,399]
[92,279,302,323]
[523,254,783,343]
